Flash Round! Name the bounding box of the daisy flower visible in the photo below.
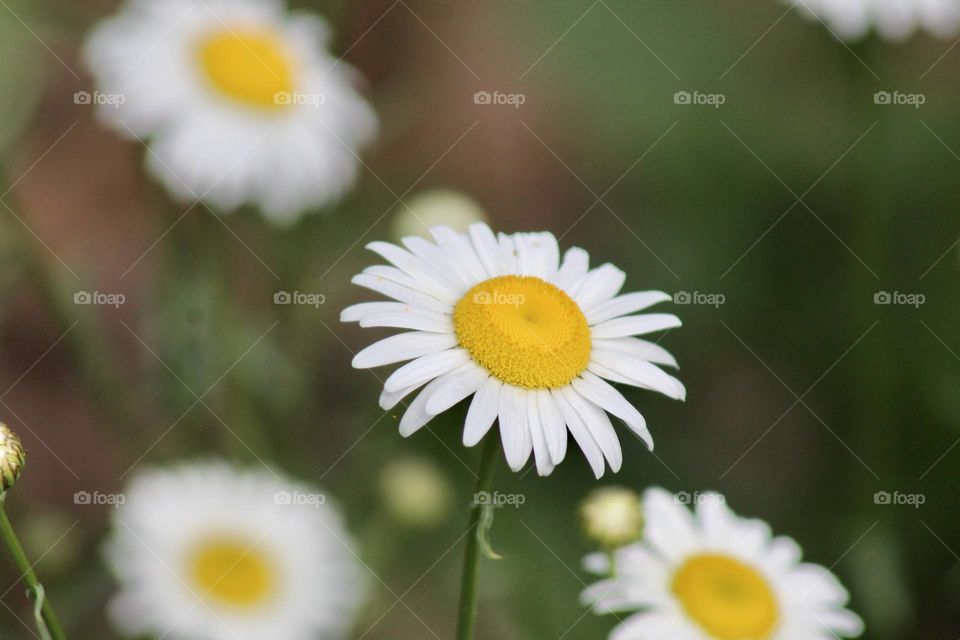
[582,488,864,640]
[104,460,366,640]
[83,0,377,224]
[792,0,960,41]
[342,223,684,478]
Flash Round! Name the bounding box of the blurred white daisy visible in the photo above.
[792,0,960,41]
[391,189,488,240]
[342,223,684,478]
[83,0,377,224]
[582,488,864,640]
[105,461,366,640]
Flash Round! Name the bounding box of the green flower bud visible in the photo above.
[0,423,25,492]
[580,486,643,549]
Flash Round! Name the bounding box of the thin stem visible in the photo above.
[0,497,67,640]
[455,435,499,640]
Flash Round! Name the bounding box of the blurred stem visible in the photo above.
[455,435,499,640]
[0,496,66,640]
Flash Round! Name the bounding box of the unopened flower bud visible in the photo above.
[580,486,643,548]
[0,423,25,492]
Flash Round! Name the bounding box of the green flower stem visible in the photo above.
[0,497,66,640]
[455,435,499,640]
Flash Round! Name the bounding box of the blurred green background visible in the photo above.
[0,0,958,637]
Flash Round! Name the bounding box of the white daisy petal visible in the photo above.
[383,348,470,393]
[467,223,502,278]
[526,392,555,476]
[552,389,605,478]
[379,382,422,410]
[536,389,567,464]
[360,265,455,304]
[590,351,686,400]
[498,385,532,471]
[358,308,452,333]
[463,377,502,447]
[424,362,489,415]
[572,263,626,310]
[553,247,590,291]
[590,313,682,339]
[351,273,450,314]
[586,291,673,325]
[497,232,518,273]
[401,235,473,295]
[341,301,406,323]
[367,241,460,303]
[562,387,622,473]
[593,337,679,369]
[430,226,488,283]
[398,376,447,436]
[791,0,960,41]
[572,372,652,450]
[352,331,457,369]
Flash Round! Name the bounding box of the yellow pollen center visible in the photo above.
[190,537,276,608]
[196,28,295,109]
[672,554,780,640]
[453,275,591,389]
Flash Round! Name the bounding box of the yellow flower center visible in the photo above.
[196,28,295,109]
[190,536,276,608]
[453,276,591,389]
[672,554,780,640]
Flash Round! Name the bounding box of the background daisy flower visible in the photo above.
[343,223,684,478]
[792,0,960,41]
[83,0,378,223]
[582,487,864,640]
[104,460,366,640]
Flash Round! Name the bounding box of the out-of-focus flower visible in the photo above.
[580,486,643,548]
[792,0,960,41]
[0,423,25,492]
[83,0,377,224]
[379,457,453,528]
[581,487,864,640]
[391,189,488,240]
[104,460,366,640]
[343,223,683,478]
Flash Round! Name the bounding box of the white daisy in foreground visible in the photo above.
[342,223,684,478]
[104,461,366,640]
[84,0,377,223]
[792,0,960,41]
[582,488,864,640]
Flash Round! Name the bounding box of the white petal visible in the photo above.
[498,385,532,471]
[592,337,679,369]
[553,247,590,292]
[379,382,423,410]
[463,377,501,446]
[572,263,626,310]
[430,226,487,283]
[586,291,672,325]
[366,241,459,303]
[468,223,501,278]
[384,348,469,392]
[590,313,682,339]
[359,308,452,333]
[642,487,701,562]
[425,362,489,415]
[572,372,652,450]
[497,232,518,274]
[398,376,447,436]
[536,390,567,464]
[590,351,686,400]
[551,388,605,478]
[352,331,457,369]
[341,301,407,323]
[361,264,450,300]
[561,387,621,473]
[401,235,472,294]
[526,392,554,476]
[351,273,450,314]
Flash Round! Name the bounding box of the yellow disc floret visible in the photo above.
[190,536,276,608]
[672,553,780,639]
[196,27,295,109]
[453,275,591,389]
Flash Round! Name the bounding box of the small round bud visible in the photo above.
[391,189,488,240]
[380,457,452,529]
[0,423,25,492]
[580,486,643,549]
